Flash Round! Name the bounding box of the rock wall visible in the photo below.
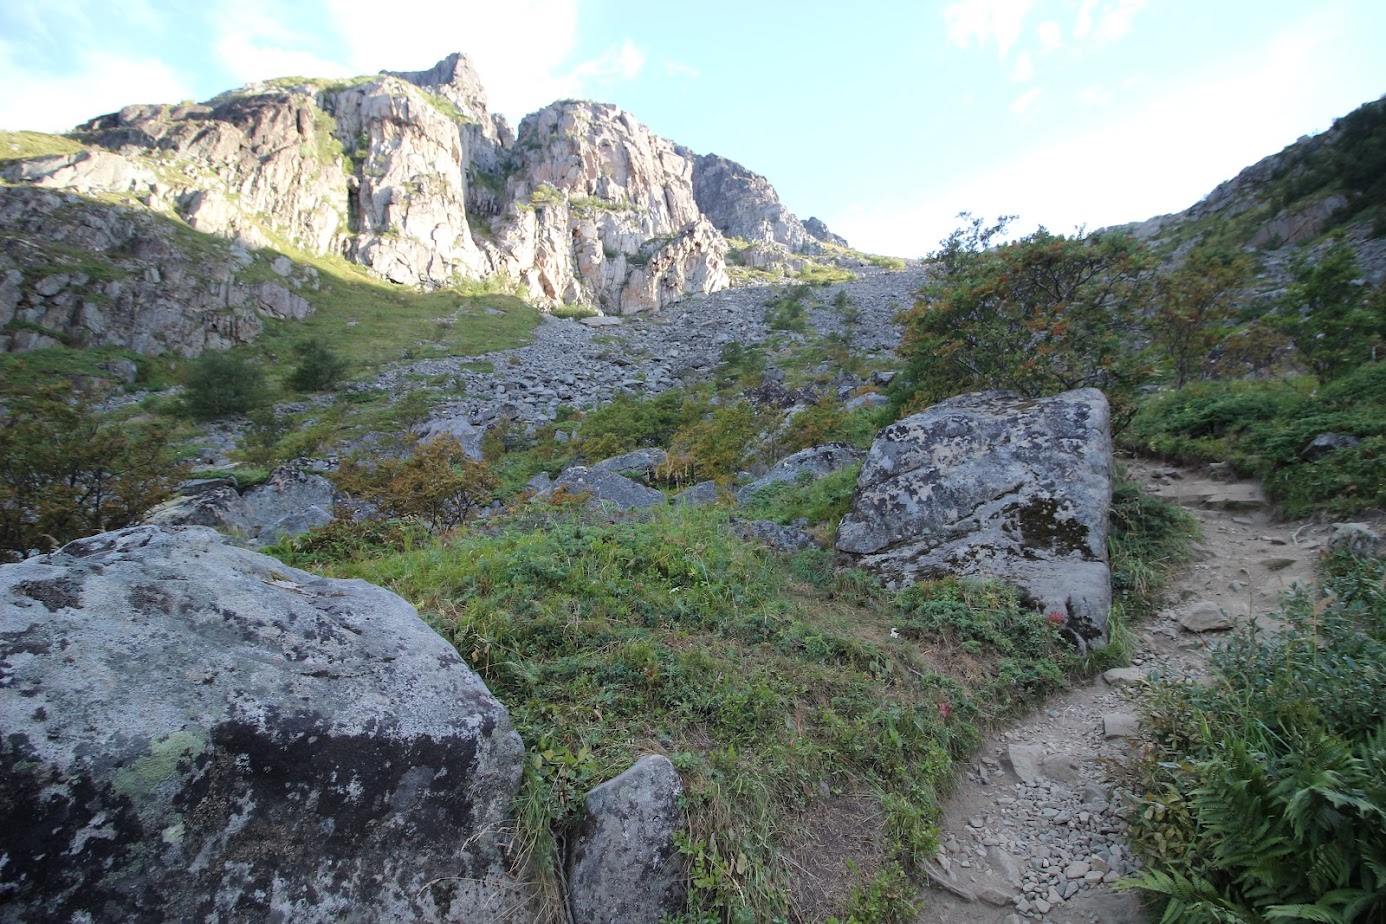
[0,186,314,356]
[692,152,817,252]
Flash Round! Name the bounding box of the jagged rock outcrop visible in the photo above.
[1,51,860,353]
[836,389,1114,647]
[387,51,515,173]
[692,152,816,252]
[324,76,488,285]
[486,100,728,313]
[73,92,348,255]
[0,185,315,355]
[804,216,848,248]
[0,525,528,922]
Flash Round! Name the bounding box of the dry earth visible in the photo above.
[912,455,1368,924]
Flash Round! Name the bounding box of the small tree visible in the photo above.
[896,215,1153,425]
[1150,248,1252,388]
[287,338,348,392]
[1273,238,1385,380]
[335,437,498,531]
[0,378,183,560]
[183,349,267,419]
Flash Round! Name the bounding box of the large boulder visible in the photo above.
[0,525,528,922]
[566,755,687,924]
[836,389,1113,646]
[144,464,337,547]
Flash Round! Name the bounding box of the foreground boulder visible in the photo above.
[0,525,528,922]
[836,389,1113,646]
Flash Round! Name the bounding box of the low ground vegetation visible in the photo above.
[271,475,1190,923]
[1118,549,1386,923]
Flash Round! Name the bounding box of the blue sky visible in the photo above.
[3,1,1385,257]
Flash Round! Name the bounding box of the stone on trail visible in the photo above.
[1175,600,1236,633]
[836,389,1114,647]
[0,525,527,923]
[1103,666,1148,686]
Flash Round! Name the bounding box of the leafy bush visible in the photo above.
[335,437,498,531]
[740,465,862,534]
[287,338,348,392]
[766,287,810,333]
[0,379,183,560]
[573,390,707,462]
[1271,238,1386,381]
[1119,550,1386,923]
[660,400,769,484]
[550,304,600,320]
[182,349,267,419]
[896,215,1153,427]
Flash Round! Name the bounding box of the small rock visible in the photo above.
[1175,600,1235,633]
[1102,713,1140,738]
[1102,667,1146,687]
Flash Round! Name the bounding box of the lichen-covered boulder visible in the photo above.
[836,389,1113,646]
[0,525,528,922]
[566,755,687,924]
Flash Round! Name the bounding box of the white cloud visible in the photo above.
[1010,86,1043,113]
[571,39,646,82]
[1073,0,1145,45]
[1011,50,1034,82]
[318,0,643,123]
[943,0,1034,60]
[1036,19,1063,53]
[664,60,701,79]
[211,1,352,85]
[1076,84,1112,106]
[0,41,195,131]
[1091,0,1146,43]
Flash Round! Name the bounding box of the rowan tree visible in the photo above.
[1150,248,1252,388]
[0,377,183,560]
[896,215,1154,426]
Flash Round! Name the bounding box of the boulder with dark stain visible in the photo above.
[836,389,1113,647]
[0,525,529,922]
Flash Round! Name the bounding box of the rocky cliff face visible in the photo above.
[692,152,818,252]
[1117,94,1386,285]
[0,52,843,355]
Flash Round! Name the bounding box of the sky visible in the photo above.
[2,1,1385,258]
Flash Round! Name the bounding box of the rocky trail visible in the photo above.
[915,458,1347,924]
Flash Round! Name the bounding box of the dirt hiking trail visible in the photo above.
[913,456,1357,924]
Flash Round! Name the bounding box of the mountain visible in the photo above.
[0,52,849,357]
[1117,93,1386,285]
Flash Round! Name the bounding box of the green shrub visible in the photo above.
[287,338,348,392]
[1119,551,1386,923]
[740,465,861,535]
[182,349,268,419]
[573,389,708,462]
[660,400,769,484]
[0,379,183,560]
[335,437,499,531]
[1125,364,1386,516]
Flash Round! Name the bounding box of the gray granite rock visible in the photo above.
[837,389,1113,647]
[567,755,686,924]
[0,525,528,923]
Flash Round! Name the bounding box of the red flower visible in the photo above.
[1047,610,1066,626]
[938,701,953,720]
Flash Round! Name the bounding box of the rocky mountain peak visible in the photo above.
[386,51,514,153]
[692,152,820,253]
